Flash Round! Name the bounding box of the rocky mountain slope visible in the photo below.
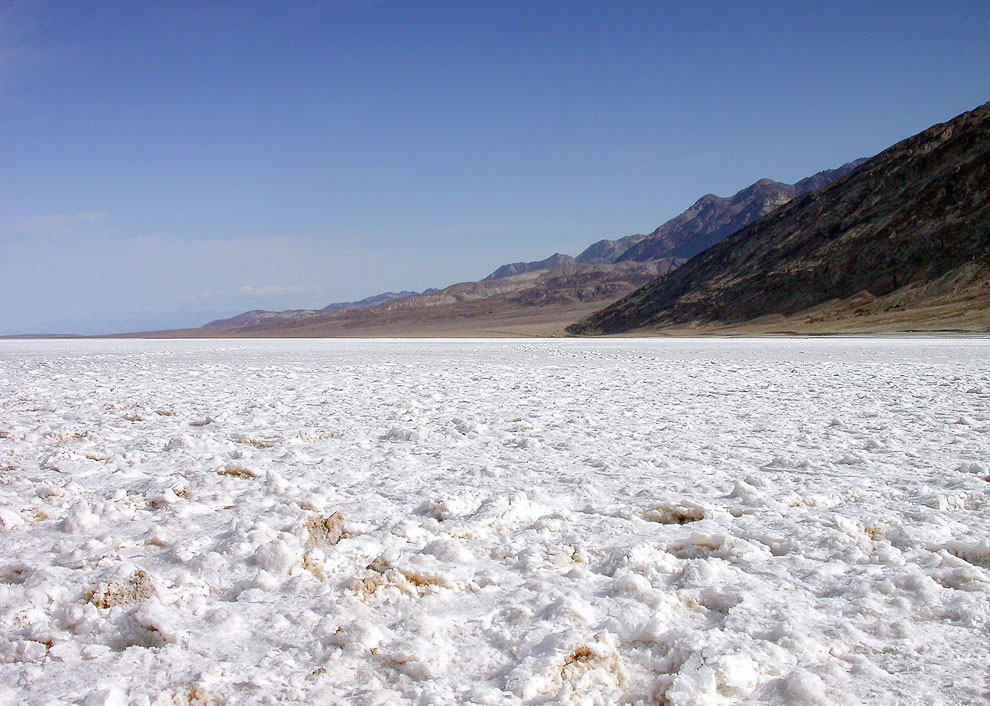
[616,160,867,263]
[568,103,990,335]
[792,159,867,196]
[614,179,796,262]
[481,161,863,282]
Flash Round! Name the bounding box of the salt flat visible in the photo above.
[0,339,987,706]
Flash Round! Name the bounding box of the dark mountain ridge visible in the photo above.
[481,160,864,281]
[614,179,797,263]
[568,104,990,335]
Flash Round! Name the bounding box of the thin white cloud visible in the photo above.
[238,284,319,297]
[5,211,106,238]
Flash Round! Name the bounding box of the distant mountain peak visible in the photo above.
[614,163,862,264]
[481,252,576,281]
[203,291,423,328]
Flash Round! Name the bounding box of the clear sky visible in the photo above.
[1,1,988,334]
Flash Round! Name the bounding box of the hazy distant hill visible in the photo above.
[204,291,426,328]
[568,104,990,335]
[481,253,576,281]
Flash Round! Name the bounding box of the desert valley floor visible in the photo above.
[0,338,988,706]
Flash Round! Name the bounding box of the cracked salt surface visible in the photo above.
[0,338,988,705]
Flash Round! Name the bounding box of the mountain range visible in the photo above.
[185,102,989,338]
[204,159,864,332]
[205,290,432,328]
[568,102,990,335]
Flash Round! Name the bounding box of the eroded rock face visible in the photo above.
[616,179,799,263]
[570,103,990,334]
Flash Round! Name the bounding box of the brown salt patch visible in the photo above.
[401,570,450,589]
[666,534,724,559]
[122,414,143,422]
[163,685,218,706]
[350,572,396,600]
[304,512,344,548]
[189,417,213,427]
[864,525,886,541]
[349,558,453,600]
[234,435,280,449]
[88,570,155,609]
[562,646,595,668]
[644,503,705,525]
[20,508,49,522]
[217,465,258,479]
[302,554,326,581]
[155,410,175,416]
[560,644,626,689]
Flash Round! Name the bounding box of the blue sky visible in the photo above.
[1,1,988,334]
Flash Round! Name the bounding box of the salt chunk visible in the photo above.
[253,539,303,573]
[831,515,860,535]
[545,594,595,625]
[422,538,474,563]
[251,570,280,592]
[612,572,652,596]
[716,654,759,696]
[81,644,111,660]
[0,508,24,531]
[784,668,828,704]
[333,619,385,652]
[62,502,101,534]
[388,637,448,679]
[82,685,127,706]
[132,598,175,645]
[48,642,80,662]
